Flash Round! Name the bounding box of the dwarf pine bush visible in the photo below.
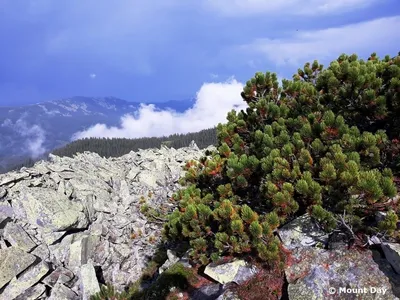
[164,52,399,266]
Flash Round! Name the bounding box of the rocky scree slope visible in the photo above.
[1,141,400,300]
[0,141,212,299]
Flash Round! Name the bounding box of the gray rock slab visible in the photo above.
[14,283,46,300]
[79,263,100,300]
[15,187,88,231]
[0,247,37,289]
[48,282,79,300]
[3,222,36,251]
[0,261,50,299]
[286,247,398,300]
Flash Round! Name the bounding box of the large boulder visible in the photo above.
[279,214,400,300]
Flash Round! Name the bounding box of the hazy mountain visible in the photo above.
[0,96,195,172]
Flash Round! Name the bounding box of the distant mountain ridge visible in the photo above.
[0,96,196,172]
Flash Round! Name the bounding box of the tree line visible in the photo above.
[2,127,218,173]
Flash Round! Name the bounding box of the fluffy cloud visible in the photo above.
[235,16,400,66]
[72,78,247,139]
[1,114,47,158]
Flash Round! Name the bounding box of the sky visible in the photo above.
[0,0,399,157]
[0,0,399,107]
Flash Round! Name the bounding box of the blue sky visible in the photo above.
[0,0,399,107]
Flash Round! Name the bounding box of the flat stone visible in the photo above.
[48,234,74,265]
[286,247,398,300]
[233,264,259,285]
[48,282,79,300]
[3,222,36,251]
[136,171,158,188]
[30,243,51,261]
[204,260,247,284]
[0,202,14,224]
[0,261,50,299]
[14,283,46,300]
[15,187,88,231]
[0,247,37,289]
[79,263,100,300]
[42,266,75,288]
[40,229,67,245]
[68,234,100,271]
[278,214,328,250]
[0,172,30,186]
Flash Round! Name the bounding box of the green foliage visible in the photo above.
[90,284,129,300]
[165,52,399,267]
[129,263,198,300]
[378,210,399,237]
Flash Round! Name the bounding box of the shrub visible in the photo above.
[90,284,129,300]
[164,52,399,267]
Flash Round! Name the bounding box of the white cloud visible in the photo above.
[72,78,247,140]
[2,114,47,158]
[89,73,96,79]
[236,16,400,66]
[38,104,60,115]
[203,0,380,16]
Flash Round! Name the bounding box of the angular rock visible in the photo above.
[0,202,13,224]
[190,283,223,300]
[31,243,51,262]
[371,248,400,297]
[3,222,36,251]
[42,266,75,288]
[189,140,200,151]
[79,263,100,300]
[14,283,46,300]
[0,172,30,186]
[136,170,158,188]
[40,229,67,245]
[48,234,74,265]
[204,260,248,284]
[0,247,37,289]
[285,247,398,300]
[278,214,328,250]
[159,250,180,274]
[48,282,79,300]
[382,242,400,274]
[232,264,258,285]
[14,187,88,231]
[68,234,90,271]
[0,261,50,299]
[0,187,7,199]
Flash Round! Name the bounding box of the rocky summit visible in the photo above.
[0,141,213,299]
[1,141,400,300]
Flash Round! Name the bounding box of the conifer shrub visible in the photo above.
[164,52,399,266]
[90,284,129,300]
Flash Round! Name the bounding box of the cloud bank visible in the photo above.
[1,114,47,158]
[231,16,400,68]
[72,79,247,140]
